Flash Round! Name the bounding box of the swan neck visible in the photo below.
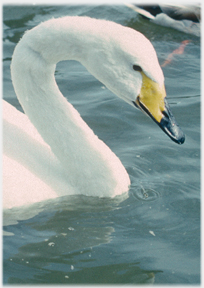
[23,17,99,64]
[10,16,130,196]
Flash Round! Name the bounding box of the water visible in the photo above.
[3,4,200,285]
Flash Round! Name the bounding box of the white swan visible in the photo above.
[3,16,185,209]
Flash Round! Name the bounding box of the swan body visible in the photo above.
[3,16,184,209]
[125,4,200,37]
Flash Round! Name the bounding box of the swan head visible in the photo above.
[17,16,184,144]
[83,21,185,144]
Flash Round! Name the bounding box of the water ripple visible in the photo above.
[132,185,161,202]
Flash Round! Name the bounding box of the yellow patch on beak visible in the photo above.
[135,72,166,123]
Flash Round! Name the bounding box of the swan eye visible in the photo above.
[133,65,142,72]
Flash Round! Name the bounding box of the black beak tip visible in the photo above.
[160,99,185,145]
[170,128,185,145]
[132,98,185,145]
[160,115,185,145]
[177,135,185,145]
[176,130,185,144]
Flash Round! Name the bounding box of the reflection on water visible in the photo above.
[4,195,158,284]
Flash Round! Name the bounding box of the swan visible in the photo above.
[3,16,185,209]
[125,3,200,36]
[133,4,200,22]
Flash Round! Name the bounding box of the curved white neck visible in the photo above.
[11,16,130,196]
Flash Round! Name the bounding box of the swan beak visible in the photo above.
[134,72,185,144]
